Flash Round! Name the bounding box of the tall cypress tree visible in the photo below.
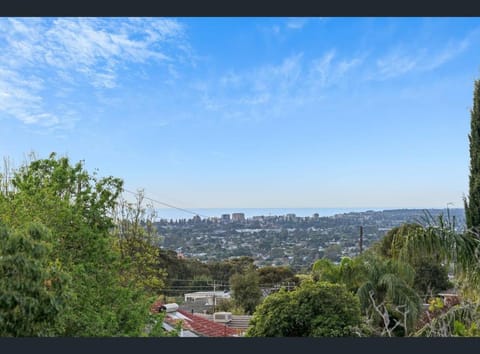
[465,79,480,231]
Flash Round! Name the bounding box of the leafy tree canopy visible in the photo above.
[246,280,361,337]
[230,267,262,315]
[0,223,70,336]
[373,223,452,297]
[0,153,167,336]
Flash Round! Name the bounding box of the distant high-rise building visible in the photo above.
[232,213,245,222]
[209,217,220,224]
[192,215,201,223]
[221,214,231,222]
[286,213,296,221]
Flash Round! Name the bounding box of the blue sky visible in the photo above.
[1,17,480,209]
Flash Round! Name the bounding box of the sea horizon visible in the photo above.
[154,206,464,221]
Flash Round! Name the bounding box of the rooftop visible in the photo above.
[152,300,243,337]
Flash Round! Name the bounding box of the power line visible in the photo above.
[167,279,226,282]
[161,285,229,289]
[122,188,209,219]
[161,288,228,291]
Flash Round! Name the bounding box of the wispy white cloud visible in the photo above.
[372,28,477,80]
[220,71,242,87]
[237,93,271,106]
[202,94,225,111]
[260,17,314,39]
[194,50,365,122]
[252,53,304,93]
[286,18,309,30]
[310,50,336,86]
[0,68,60,127]
[0,17,190,129]
[308,50,365,92]
[376,52,418,80]
[421,37,470,71]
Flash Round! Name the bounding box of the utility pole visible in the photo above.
[213,280,216,313]
[359,226,363,255]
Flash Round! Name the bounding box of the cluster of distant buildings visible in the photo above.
[183,212,320,225]
[220,213,246,222]
[190,213,246,224]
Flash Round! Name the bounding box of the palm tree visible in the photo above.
[388,212,480,304]
[311,258,340,283]
[312,255,421,336]
[397,211,479,273]
[311,256,367,293]
[356,255,422,337]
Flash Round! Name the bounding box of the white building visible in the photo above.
[184,291,231,306]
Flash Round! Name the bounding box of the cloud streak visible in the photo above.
[286,18,309,30]
[0,68,60,127]
[371,28,477,80]
[197,50,365,122]
[0,17,189,129]
[192,23,474,124]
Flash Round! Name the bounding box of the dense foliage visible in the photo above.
[465,79,480,231]
[0,223,69,336]
[114,192,167,295]
[246,281,361,337]
[257,266,299,287]
[375,224,451,297]
[230,267,263,314]
[0,153,167,336]
[312,254,421,336]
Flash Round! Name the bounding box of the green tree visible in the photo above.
[415,300,480,337]
[208,256,256,284]
[0,223,70,336]
[370,213,479,296]
[357,255,422,336]
[114,191,167,295]
[323,243,342,262]
[374,224,451,297]
[257,266,299,287]
[230,267,262,314]
[311,253,422,336]
[465,79,480,231]
[459,78,480,302]
[375,224,423,260]
[0,153,165,336]
[246,281,361,337]
[312,257,367,293]
[412,259,451,297]
[369,213,480,323]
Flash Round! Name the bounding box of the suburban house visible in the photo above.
[183,291,231,306]
[151,300,251,337]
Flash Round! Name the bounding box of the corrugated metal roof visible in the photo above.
[196,313,252,330]
[184,291,231,297]
[166,311,192,322]
[180,329,199,337]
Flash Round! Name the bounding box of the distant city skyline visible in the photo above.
[153,206,464,222]
[1,17,479,209]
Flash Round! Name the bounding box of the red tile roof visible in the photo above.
[151,300,242,337]
[151,300,163,313]
[176,309,240,337]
